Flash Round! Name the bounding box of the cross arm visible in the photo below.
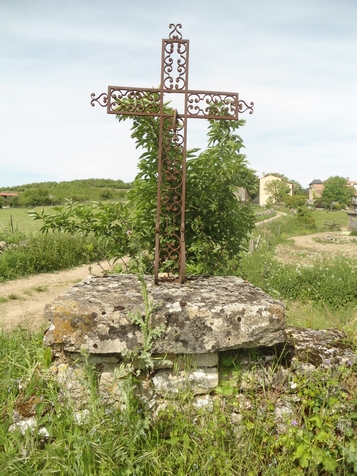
[183,90,254,120]
[91,86,163,117]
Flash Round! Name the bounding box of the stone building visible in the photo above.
[308,179,324,201]
[259,173,294,206]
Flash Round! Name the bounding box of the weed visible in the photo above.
[33,286,48,293]
[123,272,165,371]
[7,294,20,301]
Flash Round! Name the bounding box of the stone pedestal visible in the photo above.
[44,274,286,355]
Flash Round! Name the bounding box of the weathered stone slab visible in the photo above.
[44,274,286,355]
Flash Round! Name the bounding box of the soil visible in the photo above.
[1,230,356,333]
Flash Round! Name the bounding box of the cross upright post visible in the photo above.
[91,23,254,284]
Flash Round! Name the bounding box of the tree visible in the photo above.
[322,176,354,208]
[32,104,257,276]
[288,179,305,196]
[264,179,290,205]
[121,108,257,275]
[20,187,52,207]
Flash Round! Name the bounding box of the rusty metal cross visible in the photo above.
[91,23,253,284]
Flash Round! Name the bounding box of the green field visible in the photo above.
[0,207,53,235]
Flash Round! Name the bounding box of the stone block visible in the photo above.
[152,368,219,396]
[44,274,286,355]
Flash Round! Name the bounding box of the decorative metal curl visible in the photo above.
[109,88,161,115]
[186,93,239,119]
[90,92,108,107]
[238,100,254,114]
[163,41,188,91]
[169,23,183,40]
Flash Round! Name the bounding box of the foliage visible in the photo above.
[28,200,134,272]
[293,206,316,228]
[1,328,357,474]
[264,178,291,206]
[241,248,357,308]
[289,179,306,196]
[284,194,307,208]
[28,111,257,276]
[21,187,54,207]
[123,272,165,370]
[119,108,257,275]
[0,232,99,281]
[0,178,131,207]
[322,176,355,208]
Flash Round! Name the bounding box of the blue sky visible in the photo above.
[1,0,356,189]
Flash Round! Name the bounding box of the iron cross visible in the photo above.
[91,23,254,284]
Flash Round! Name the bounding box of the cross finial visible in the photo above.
[168,23,183,39]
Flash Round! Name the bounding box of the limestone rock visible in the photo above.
[286,327,357,366]
[44,274,286,355]
[152,368,219,396]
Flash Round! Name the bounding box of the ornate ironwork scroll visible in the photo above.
[91,23,254,284]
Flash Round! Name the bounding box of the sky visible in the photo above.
[1,0,356,190]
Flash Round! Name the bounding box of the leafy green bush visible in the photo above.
[0,233,99,281]
[284,194,307,208]
[293,206,316,228]
[241,252,357,308]
[30,115,258,276]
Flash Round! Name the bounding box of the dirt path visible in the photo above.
[276,231,357,264]
[256,210,287,225]
[0,262,108,332]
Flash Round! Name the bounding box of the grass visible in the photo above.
[0,232,101,282]
[1,209,357,473]
[1,328,357,475]
[286,301,357,330]
[0,207,51,235]
[252,208,348,242]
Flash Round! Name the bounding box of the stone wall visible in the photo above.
[42,274,357,406]
[9,274,357,436]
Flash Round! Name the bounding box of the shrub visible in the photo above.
[284,195,307,208]
[293,206,316,228]
[0,233,100,281]
[241,253,357,308]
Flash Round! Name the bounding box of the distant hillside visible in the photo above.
[0,178,132,207]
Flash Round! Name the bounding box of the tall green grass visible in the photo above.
[1,329,357,475]
[0,233,100,282]
[240,251,357,308]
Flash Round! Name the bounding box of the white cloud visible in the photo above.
[0,0,356,188]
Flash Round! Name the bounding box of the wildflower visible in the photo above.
[291,420,298,427]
